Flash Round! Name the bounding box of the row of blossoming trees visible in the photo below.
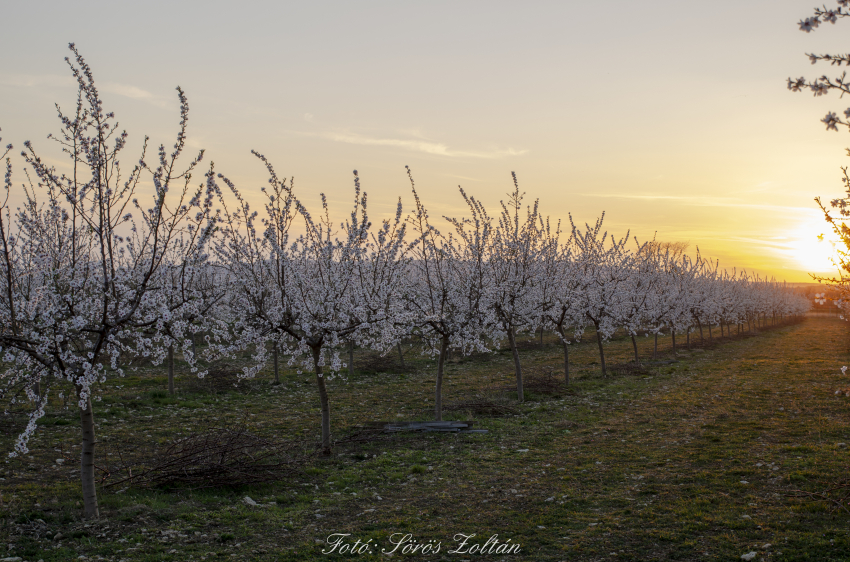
[0,47,809,518]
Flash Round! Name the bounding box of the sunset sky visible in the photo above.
[2,0,849,281]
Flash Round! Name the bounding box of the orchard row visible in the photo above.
[0,47,809,518]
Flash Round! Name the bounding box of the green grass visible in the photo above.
[2,316,850,560]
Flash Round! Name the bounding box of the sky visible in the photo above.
[1,0,849,282]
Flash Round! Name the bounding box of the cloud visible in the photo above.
[101,83,172,109]
[581,192,814,215]
[1,74,172,109]
[0,74,74,88]
[302,130,527,159]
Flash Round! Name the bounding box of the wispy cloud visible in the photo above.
[1,74,172,109]
[0,74,74,88]
[582,192,814,214]
[301,130,527,159]
[101,83,172,109]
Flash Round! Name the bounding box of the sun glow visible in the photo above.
[788,221,842,274]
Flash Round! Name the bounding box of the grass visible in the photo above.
[2,316,850,560]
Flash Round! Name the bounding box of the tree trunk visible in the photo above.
[435,335,449,421]
[558,327,569,384]
[708,323,713,342]
[686,329,690,350]
[77,389,99,519]
[191,332,197,359]
[506,327,524,401]
[653,332,658,360]
[397,343,405,369]
[348,340,355,378]
[671,330,676,353]
[595,323,607,377]
[168,345,175,396]
[312,346,332,455]
[540,326,544,348]
[273,344,280,384]
[631,334,640,364]
[697,318,704,342]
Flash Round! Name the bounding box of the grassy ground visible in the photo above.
[2,315,850,561]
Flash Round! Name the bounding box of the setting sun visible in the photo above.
[787,221,841,274]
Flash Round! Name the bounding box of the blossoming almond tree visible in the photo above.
[570,215,632,377]
[539,221,586,383]
[404,169,495,420]
[214,163,408,454]
[151,232,230,396]
[487,174,544,401]
[617,239,655,364]
[0,46,216,518]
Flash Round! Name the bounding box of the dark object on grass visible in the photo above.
[362,420,486,433]
[788,477,850,514]
[103,427,300,490]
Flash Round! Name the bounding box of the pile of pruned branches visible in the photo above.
[102,427,302,490]
[788,475,850,515]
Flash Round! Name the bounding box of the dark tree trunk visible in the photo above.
[168,345,175,396]
[507,327,524,401]
[540,326,544,348]
[191,332,197,359]
[558,326,569,384]
[348,340,354,378]
[686,329,690,350]
[273,344,280,384]
[631,334,640,364]
[397,343,405,369]
[312,346,332,455]
[654,332,658,360]
[77,388,99,519]
[595,322,607,377]
[672,330,676,353]
[435,335,449,421]
[708,323,713,342]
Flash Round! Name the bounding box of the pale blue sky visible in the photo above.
[1,0,848,280]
